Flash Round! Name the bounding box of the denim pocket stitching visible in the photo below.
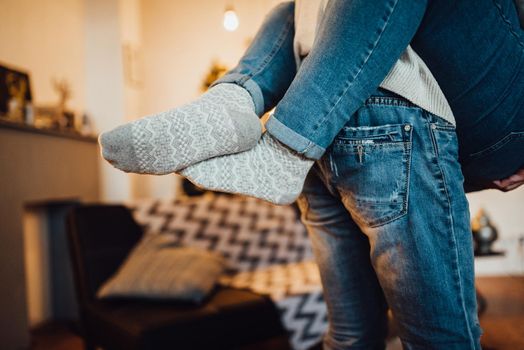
[337,124,408,144]
[333,142,406,153]
[366,139,412,227]
[332,125,412,228]
[334,135,403,145]
[469,131,524,159]
[426,110,456,130]
[434,124,456,132]
[341,123,406,132]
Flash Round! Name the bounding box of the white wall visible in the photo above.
[0,0,282,200]
[0,0,86,116]
[85,0,133,202]
[140,0,275,114]
[136,0,281,198]
[84,0,153,202]
[0,0,134,202]
[23,208,51,327]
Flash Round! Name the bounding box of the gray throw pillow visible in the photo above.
[97,234,226,303]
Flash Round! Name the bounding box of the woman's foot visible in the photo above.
[99,83,262,174]
[180,132,314,205]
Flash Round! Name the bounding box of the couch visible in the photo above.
[67,194,328,350]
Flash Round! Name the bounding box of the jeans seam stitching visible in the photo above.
[340,122,406,133]
[469,131,524,158]
[365,96,417,108]
[429,122,440,157]
[491,0,524,49]
[351,140,411,228]
[431,129,477,348]
[403,133,412,216]
[339,135,403,143]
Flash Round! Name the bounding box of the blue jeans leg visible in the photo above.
[212,1,296,117]
[267,0,522,170]
[297,172,388,350]
[216,0,523,177]
[266,0,427,159]
[299,91,482,349]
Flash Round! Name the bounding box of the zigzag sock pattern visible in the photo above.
[99,83,262,174]
[180,132,314,205]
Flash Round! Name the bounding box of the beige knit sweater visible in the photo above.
[294,0,455,124]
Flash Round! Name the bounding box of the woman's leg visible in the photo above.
[262,0,523,166]
[211,1,297,117]
[181,0,430,204]
[101,0,515,203]
[266,0,428,159]
[183,0,524,203]
[99,2,297,175]
[102,0,428,177]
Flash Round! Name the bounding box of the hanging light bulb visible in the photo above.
[223,6,239,32]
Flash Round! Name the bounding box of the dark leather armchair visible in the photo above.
[67,204,290,350]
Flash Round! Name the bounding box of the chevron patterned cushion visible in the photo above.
[97,234,226,303]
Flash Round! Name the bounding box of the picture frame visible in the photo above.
[0,63,33,123]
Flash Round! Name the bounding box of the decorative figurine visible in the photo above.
[471,208,499,255]
[34,78,75,130]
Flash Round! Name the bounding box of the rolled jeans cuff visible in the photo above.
[211,73,265,117]
[265,114,326,160]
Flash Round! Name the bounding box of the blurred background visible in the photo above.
[0,0,523,349]
[1,0,284,200]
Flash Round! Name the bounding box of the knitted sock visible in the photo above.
[180,132,314,205]
[99,83,262,175]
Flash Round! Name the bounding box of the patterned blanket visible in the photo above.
[129,194,328,350]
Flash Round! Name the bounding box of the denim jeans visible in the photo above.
[297,90,482,349]
[411,0,524,190]
[215,0,524,183]
[212,1,297,117]
[211,1,521,348]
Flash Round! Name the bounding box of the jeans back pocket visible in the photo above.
[328,123,413,228]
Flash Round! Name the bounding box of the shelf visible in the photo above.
[0,118,98,143]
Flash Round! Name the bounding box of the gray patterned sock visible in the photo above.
[180,132,314,205]
[99,83,262,174]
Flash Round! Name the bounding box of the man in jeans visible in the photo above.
[297,92,479,348]
[100,1,524,348]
